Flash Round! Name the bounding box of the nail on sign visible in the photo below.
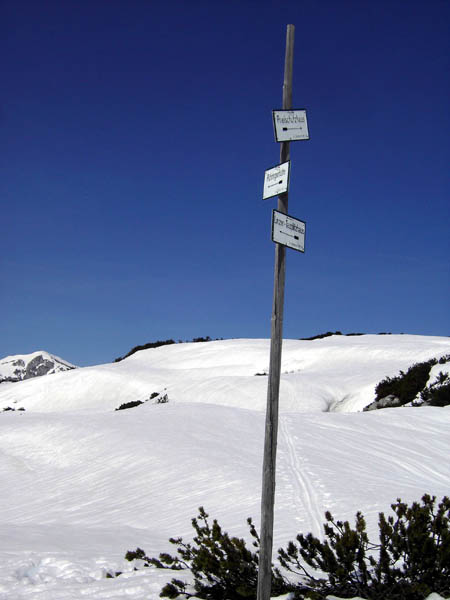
[271,209,306,253]
[263,160,290,200]
[272,109,309,142]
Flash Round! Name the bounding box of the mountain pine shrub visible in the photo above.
[278,494,450,599]
[419,372,450,407]
[155,393,169,404]
[373,354,450,408]
[374,360,436,406]
[121,495,449,598]
[115,400,144,411]
[427,381,450,406]
[114,336,218,362]
[125,506,291,598]
[114,339,177,362]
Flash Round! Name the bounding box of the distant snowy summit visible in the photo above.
[0,351,76,384]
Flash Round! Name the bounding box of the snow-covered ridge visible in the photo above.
[0,351,76,384]
[0,334,449,414]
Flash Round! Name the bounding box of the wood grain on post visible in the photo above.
[257,24,294,600]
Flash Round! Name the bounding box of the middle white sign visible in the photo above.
[263,160,290,200]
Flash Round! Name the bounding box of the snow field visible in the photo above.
[0,335,449,598]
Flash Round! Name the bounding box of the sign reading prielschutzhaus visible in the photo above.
[272,109,309,142]
[271,209,306,253]
[263,160,290,200]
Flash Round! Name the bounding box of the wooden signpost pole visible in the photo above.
[257,24,295,600]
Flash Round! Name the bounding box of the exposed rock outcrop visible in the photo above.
[363,394,401,411]
[0,352,75,384]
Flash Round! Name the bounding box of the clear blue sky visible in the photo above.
[2,0,449,366]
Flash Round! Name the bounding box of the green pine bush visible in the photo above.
[427,381,450,406]
[374,360,436,406]
[279,494,450,599]
[419,373,450,407]
[373,354,450,408]
[115,400,144,411]
[125,507,290,598]
[122,495,450,599]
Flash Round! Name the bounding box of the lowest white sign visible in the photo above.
[272,209,305,253]
[263,161,290,200]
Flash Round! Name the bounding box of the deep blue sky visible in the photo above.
[2,0,449,366]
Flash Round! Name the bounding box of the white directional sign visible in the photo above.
[272,209,305,253]
[263,160,290,200]
[273,109,309,142]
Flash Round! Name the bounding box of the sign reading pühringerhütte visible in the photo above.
[263,160,290,200]
[271,209,305,253]
[272,109,309,142]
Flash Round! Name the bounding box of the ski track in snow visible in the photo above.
[279,415,323,537]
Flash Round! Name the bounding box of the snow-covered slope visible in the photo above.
[0,335,448,413]
[0,351,75,384]
[0,335,449,599]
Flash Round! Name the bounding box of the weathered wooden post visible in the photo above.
[257,24,295,600]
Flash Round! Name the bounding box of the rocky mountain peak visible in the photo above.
[0,351,76,384]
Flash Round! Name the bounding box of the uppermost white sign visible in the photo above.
[273,109,309,142]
